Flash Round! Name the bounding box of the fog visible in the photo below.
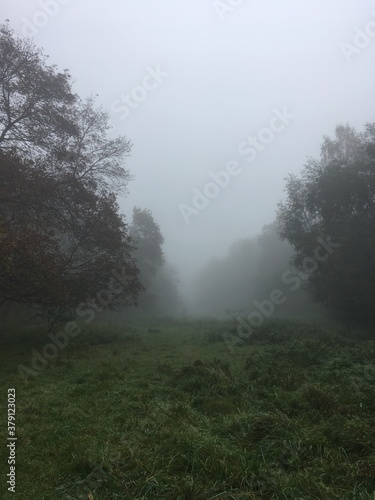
[3,0,375,320]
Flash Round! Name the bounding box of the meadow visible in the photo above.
[0,318,374,499]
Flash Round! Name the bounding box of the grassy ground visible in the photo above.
[0,318,374,499]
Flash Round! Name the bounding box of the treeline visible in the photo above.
[189,224,329,321]
[191,123,375,327]
[1,22,373,329]
[0,22,179,328]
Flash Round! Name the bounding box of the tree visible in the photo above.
[0,151,142,328]
[130,207,164,284]
[0,21,76,158]
[277,124,375,322]
[0,22,133,195]
[0,23,142,327]
[127,207,165,311]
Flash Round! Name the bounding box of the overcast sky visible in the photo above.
[3,0,375,291]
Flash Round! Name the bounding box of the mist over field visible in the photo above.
[1,0,375,326]
[1,3,375,498]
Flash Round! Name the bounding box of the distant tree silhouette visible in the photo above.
[129,207,165,312]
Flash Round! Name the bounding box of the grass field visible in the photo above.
[0,318,374,499]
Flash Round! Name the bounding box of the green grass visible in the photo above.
[0,318,374,499]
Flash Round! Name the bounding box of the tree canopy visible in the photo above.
[277,123,375,322]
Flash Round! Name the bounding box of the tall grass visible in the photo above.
[0,318,374,499]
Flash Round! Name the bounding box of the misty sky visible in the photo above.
[3,0,375,292]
